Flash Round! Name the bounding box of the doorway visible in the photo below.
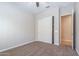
[60,15,73,48]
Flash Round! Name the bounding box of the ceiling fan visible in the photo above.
[36,2,50,8]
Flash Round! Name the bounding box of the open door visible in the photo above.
[61,15,72,47]
[60,10,75,49]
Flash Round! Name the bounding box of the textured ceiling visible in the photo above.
[11,2,74,14]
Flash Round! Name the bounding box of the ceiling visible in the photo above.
[11,2,74,14]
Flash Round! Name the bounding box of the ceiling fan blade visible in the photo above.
[36,2,39,7]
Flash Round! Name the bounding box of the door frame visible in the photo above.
[59,10,75,49]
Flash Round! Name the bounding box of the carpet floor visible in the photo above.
[0,41,78,56]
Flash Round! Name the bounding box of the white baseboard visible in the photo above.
[0,41,34,52]
[35,40,59,46]
[76,48,79,55]
[54,43,59,46]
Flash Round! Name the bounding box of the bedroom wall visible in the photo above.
[35,7,60,45]
[37,16,52,44]
[0,3,35,51]
[60,4,74,16]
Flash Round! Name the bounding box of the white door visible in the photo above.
[37,16,53,44]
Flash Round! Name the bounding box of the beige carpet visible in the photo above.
[0,41,78,56]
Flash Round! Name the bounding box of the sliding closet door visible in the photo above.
[37,16,53,44]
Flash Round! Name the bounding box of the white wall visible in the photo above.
[60,4,74,16]
[0,3,35,51]
[75,3,79,55]
[35,7,60,45]
[37,16,52,44]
